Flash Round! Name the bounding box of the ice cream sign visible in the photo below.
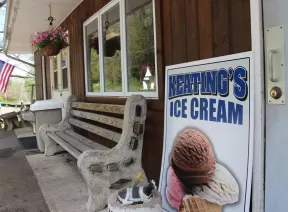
[160,52,254,212]
[168,66,248,125]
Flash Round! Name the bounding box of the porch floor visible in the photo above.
[0,127,108,212]
[0,130,49,212]
[26,153,88,212]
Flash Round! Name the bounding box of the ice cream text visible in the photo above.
[168,67,247,125]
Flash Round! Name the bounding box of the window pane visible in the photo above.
[54,72,58,90]
[53,56,57,71]
[53,56,58,90]
[126,0,156,92]
[86,18,100,92]
[61,50,69,89]
[62,68,68,89]
[102,4,122,92]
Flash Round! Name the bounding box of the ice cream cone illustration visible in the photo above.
[192,163,239,206]
[171,129,216,189]
[179,195,222,212]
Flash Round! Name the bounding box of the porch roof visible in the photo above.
[4,0,83,54]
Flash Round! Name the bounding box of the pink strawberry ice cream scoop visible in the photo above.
[171,129,216,189]
[165,166,185,209]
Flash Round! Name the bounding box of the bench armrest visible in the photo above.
[39,120,71,133]
[78,147,147,188]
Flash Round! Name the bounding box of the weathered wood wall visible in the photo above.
[35,55,51,100]
[35,0,251,182]
[35,54,43,100]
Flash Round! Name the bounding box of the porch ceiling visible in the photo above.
[4,0,83,54]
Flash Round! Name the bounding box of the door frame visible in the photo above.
[49,47,71,97]
[250,0,265,211]
[41,56,47,100]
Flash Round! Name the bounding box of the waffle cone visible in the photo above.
[179,196,222,212]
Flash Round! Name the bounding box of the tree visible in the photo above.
[24,66,36,102]
[5,81,24,103]
[0,0,6,8]
[125,3,155,91]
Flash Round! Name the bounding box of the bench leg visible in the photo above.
[39,125,64,156]
[5,119,13,131]
[12,116,21,128]
[32,123,36,134]
[78,151,148,212]
[44,138,64,156]
[86,185,109,212]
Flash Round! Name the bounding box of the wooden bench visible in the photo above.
[39,95,147,212]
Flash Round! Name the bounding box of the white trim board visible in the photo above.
[250,0,265,211]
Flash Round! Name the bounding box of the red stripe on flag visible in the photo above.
[0,64,10,91]
[2,64,11,85]
[3,66,14,91]
[0,64,9,91]
[2,65,14,92]
[3,66,14,92]
[0,64,14,92]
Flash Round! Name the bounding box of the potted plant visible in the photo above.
[31,26,69,56]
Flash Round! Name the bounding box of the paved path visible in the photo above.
[26,153,88,212]
[0,131,49,212]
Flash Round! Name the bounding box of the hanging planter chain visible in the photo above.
[48,4,55,31]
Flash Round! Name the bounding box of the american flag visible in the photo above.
[0,60,15,93]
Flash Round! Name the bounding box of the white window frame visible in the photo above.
[50,55,59,91]
[83,13,101,95]
[83,0,158,98]
[60,47,71,91]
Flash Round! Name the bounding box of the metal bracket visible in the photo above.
[133,122,144,135]
[129,137,138,150]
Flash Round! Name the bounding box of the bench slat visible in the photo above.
[64,130,110,150]
[69,118,121,143]
[71,110,123,129]
[47,132,81,159]
[55,131,92,152]
[71,102,125,115]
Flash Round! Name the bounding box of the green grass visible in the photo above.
[128,78,156,92]
[92,83,100,92]
[0,100,18,104]
[105,82,122,92]
[91,77,156,93]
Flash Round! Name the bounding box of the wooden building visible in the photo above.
[5,0,251,183]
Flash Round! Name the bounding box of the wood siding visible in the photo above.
[34,0,251,182]
[35,54,43,100]
[45,56,51,99]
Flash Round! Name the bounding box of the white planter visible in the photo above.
[30,100,64,152]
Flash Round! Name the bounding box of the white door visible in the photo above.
[263,0,288,211]
[50,47,71,119]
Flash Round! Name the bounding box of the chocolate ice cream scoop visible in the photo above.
[171,129,216,188]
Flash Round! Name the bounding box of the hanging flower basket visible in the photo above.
[32,26,69,56]
[39,44,60,56]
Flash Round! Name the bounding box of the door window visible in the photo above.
[52,56,58,90]
[61,48,70,90]
[50,48,70,92]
